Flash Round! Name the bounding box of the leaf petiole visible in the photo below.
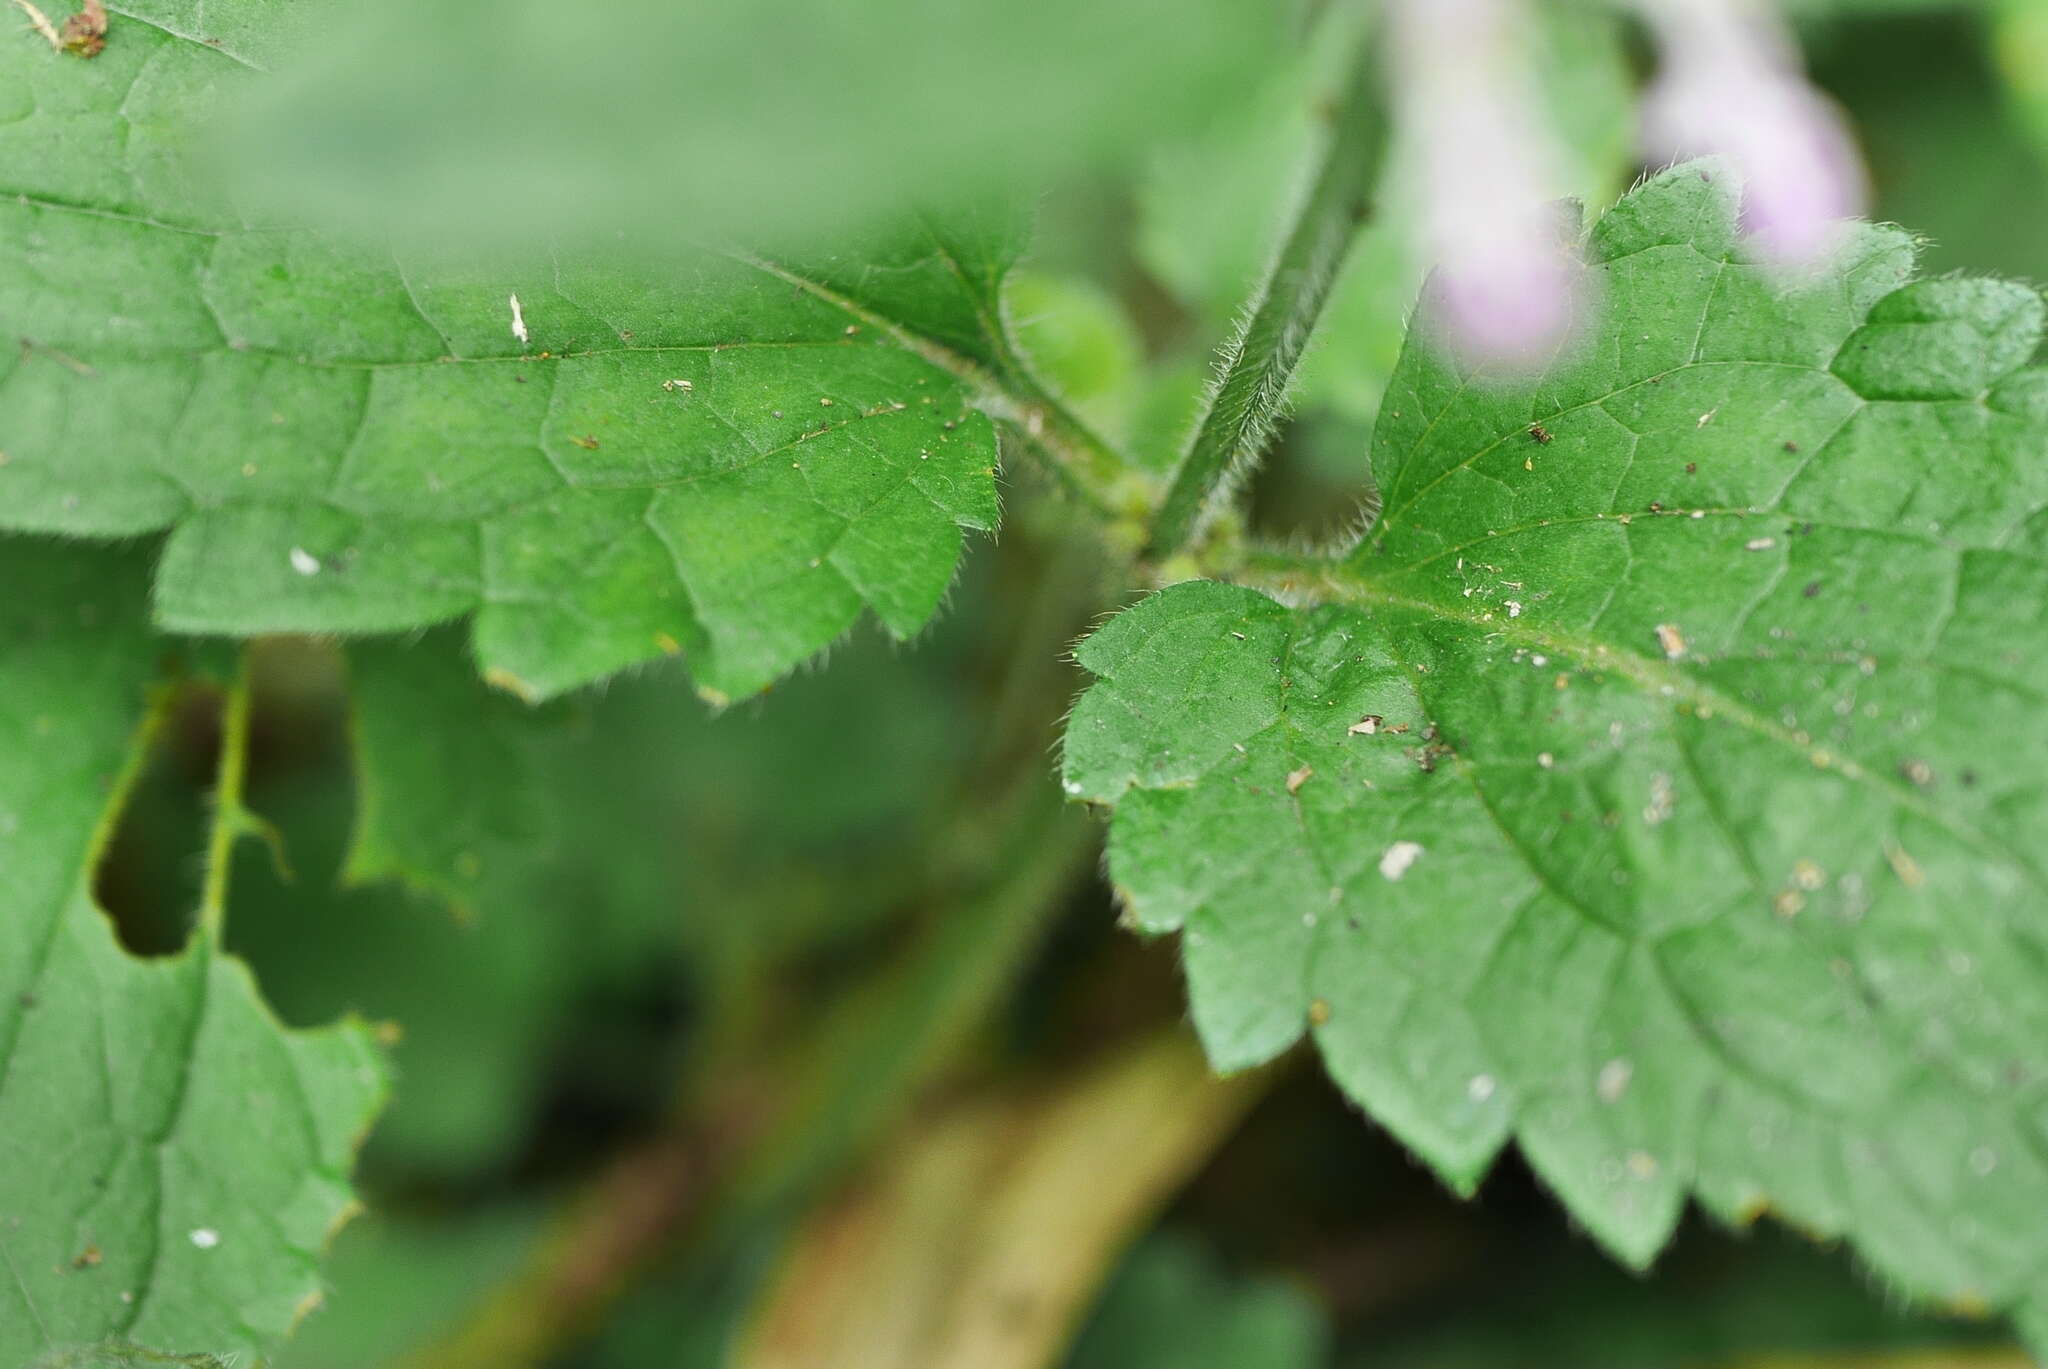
[1148,22,1388,560]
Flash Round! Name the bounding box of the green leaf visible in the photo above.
[1064,164,2048,1322]
[0,540,387,1365]
[0,19,1035,703]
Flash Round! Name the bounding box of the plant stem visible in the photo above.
[1147,28,1388,560]
[734,1030,1273,1369]
[196,651,256,942]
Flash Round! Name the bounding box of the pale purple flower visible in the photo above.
[1387,0,1581,373]
[1386,0,1868,371]
[1634,0,1869,264]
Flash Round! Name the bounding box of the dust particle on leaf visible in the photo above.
[1378,840,1424,881]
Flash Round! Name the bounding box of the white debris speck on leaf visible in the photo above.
[1597,1057,1633,1103]
[1467,1073,1497,1103]
[1745,536,1777,551]
[1505,600,1523,618]
[1378,840,1425,881]
[288,547,321,577]
[1348,714,1382,736]
[1286,764,1315,795]
[662,378,693,393]
[189,1228,220,1250]
[1643,772,1675,825]
[509,293,529,345]
[1537,751,1554,769]
[1655,622,1686,660]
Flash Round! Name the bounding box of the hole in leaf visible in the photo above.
[92,683,221,958]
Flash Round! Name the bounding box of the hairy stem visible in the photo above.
[1147,29,1388,560]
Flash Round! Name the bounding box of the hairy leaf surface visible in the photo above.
[0,541,387,1365]
[1065,165,2048,1318]
[0,19,1010,701]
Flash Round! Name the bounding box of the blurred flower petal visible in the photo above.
[1636,0,1869,264]
[1387,0,1582,371]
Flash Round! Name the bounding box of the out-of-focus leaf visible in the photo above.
[736,1032,1266,1369]
[229,616,981,1176]
[1006,271,1149,448]
[0,540,387,1365]
[273,1205,547,1369]
[343,637,555,918]
[1358,1229,2011,1369]
[225,767,580,1179]
[1990,0,2048,165]
[217,0,1287,245]
[1065,1235,1328,1369]
[1065,164,2048,1324]
[1815,8,2048,287]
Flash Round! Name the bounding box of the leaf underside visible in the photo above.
[0,18,1009,703]
[0,540,387,1366]
[1065,164,2048,1322]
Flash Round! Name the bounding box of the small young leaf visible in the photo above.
[1065,163,2048,1320]
[0,541,386,1365]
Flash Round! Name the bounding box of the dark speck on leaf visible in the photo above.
[1803,581,1821,598]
